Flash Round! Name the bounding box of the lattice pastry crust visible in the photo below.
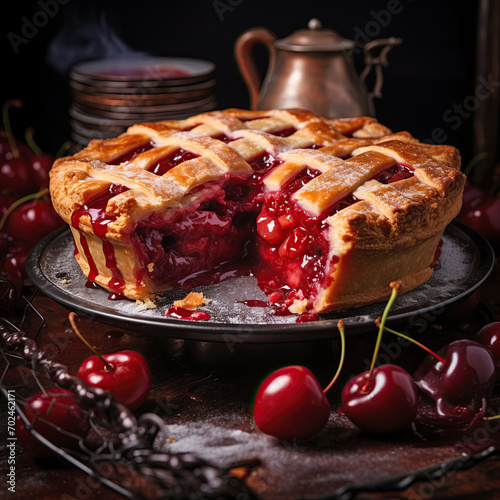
[50,108,465,314]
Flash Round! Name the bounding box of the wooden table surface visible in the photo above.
[1,257,500,500]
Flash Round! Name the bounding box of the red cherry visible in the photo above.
[30,153,54,188]
[1,101,35,162]
[0,156,37,196]
[253,320,346,440]
[0,194,16,216]
[253,365,330,440]
[0,233,29,280]
[0,232,29,283]
[341,364,419,434]
[441,289,481,322]
[0,268,23,313]
[3,198,65,247]
[339,282,418,434]
[0,232,9,261]
[278,226,309,260]
[15,387,90,458]
[1,253,23,296]
[77,350,152,410]
[24,127,54,189]
[459,196,500,247]
[414,339,497,422]
[278,213,298,229]
[0,101,37,196]
[458,181,487,215]
[0,136,34,161]
[475,322,500,382]
[256,214,287,245]
[70,312,152,411]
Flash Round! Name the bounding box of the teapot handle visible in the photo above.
[234,28,276,110]
[360,37,403,114]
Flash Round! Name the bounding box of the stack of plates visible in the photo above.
[69,57,217,149]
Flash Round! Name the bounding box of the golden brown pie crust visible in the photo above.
[50,108,465,314]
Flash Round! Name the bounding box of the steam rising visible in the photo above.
[47,5,147,75]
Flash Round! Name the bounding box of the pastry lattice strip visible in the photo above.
[263,139,462,224]
[64,110,397,228]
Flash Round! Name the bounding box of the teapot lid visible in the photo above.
[275,19,355,52]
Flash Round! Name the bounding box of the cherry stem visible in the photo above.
[68,312,113,370]
[484,414,500,421]
[363,281,400,392]
[0,187,49,232]
[463,152,488,177]
[323,320,346,394]
[56,141,73,159]
[2,100,23,159]
[381,325,446,365]
[25,127,42,155]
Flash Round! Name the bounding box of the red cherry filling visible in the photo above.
[74,149,281,298]
[254,167,356,306]
[372,163,414,184]
[129,151,286,293]
[249,152,283,173]
[108,141,155,165]
[278,226,309,261]
[213,134,233,143]
[256,214,287,245]
[269,127,296,137]
[71,141,414,314]
[149,148,199,175]
[251,161,414,309]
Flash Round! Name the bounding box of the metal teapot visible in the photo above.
[234,19,402,118]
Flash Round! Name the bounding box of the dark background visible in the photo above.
[2,0,478,165]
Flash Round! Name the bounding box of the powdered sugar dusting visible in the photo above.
[155,394,462,500]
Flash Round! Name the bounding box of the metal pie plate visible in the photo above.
[26,222,495,343]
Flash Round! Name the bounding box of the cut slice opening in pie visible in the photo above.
[49,108,465,315]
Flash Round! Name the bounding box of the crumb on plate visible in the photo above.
[288,298,308,315]
[136,297,157,310]
[174,292,211,310]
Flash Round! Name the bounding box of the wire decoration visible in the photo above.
[0,273,258,500]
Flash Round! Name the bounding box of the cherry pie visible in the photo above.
[49,108,465,314]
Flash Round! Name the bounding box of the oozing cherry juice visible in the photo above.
[71,183,130,297]
[254,167,351,305]
[130,150,283,291]
[71,133,417,312]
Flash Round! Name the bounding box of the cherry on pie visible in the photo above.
[49,108,465,314]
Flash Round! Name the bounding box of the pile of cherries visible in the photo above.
[15,312,152,458]
[0,100,65,292]
[253,282,500,440]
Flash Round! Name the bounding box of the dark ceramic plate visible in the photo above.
[26,222,494,343]
[71,57,216,84]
